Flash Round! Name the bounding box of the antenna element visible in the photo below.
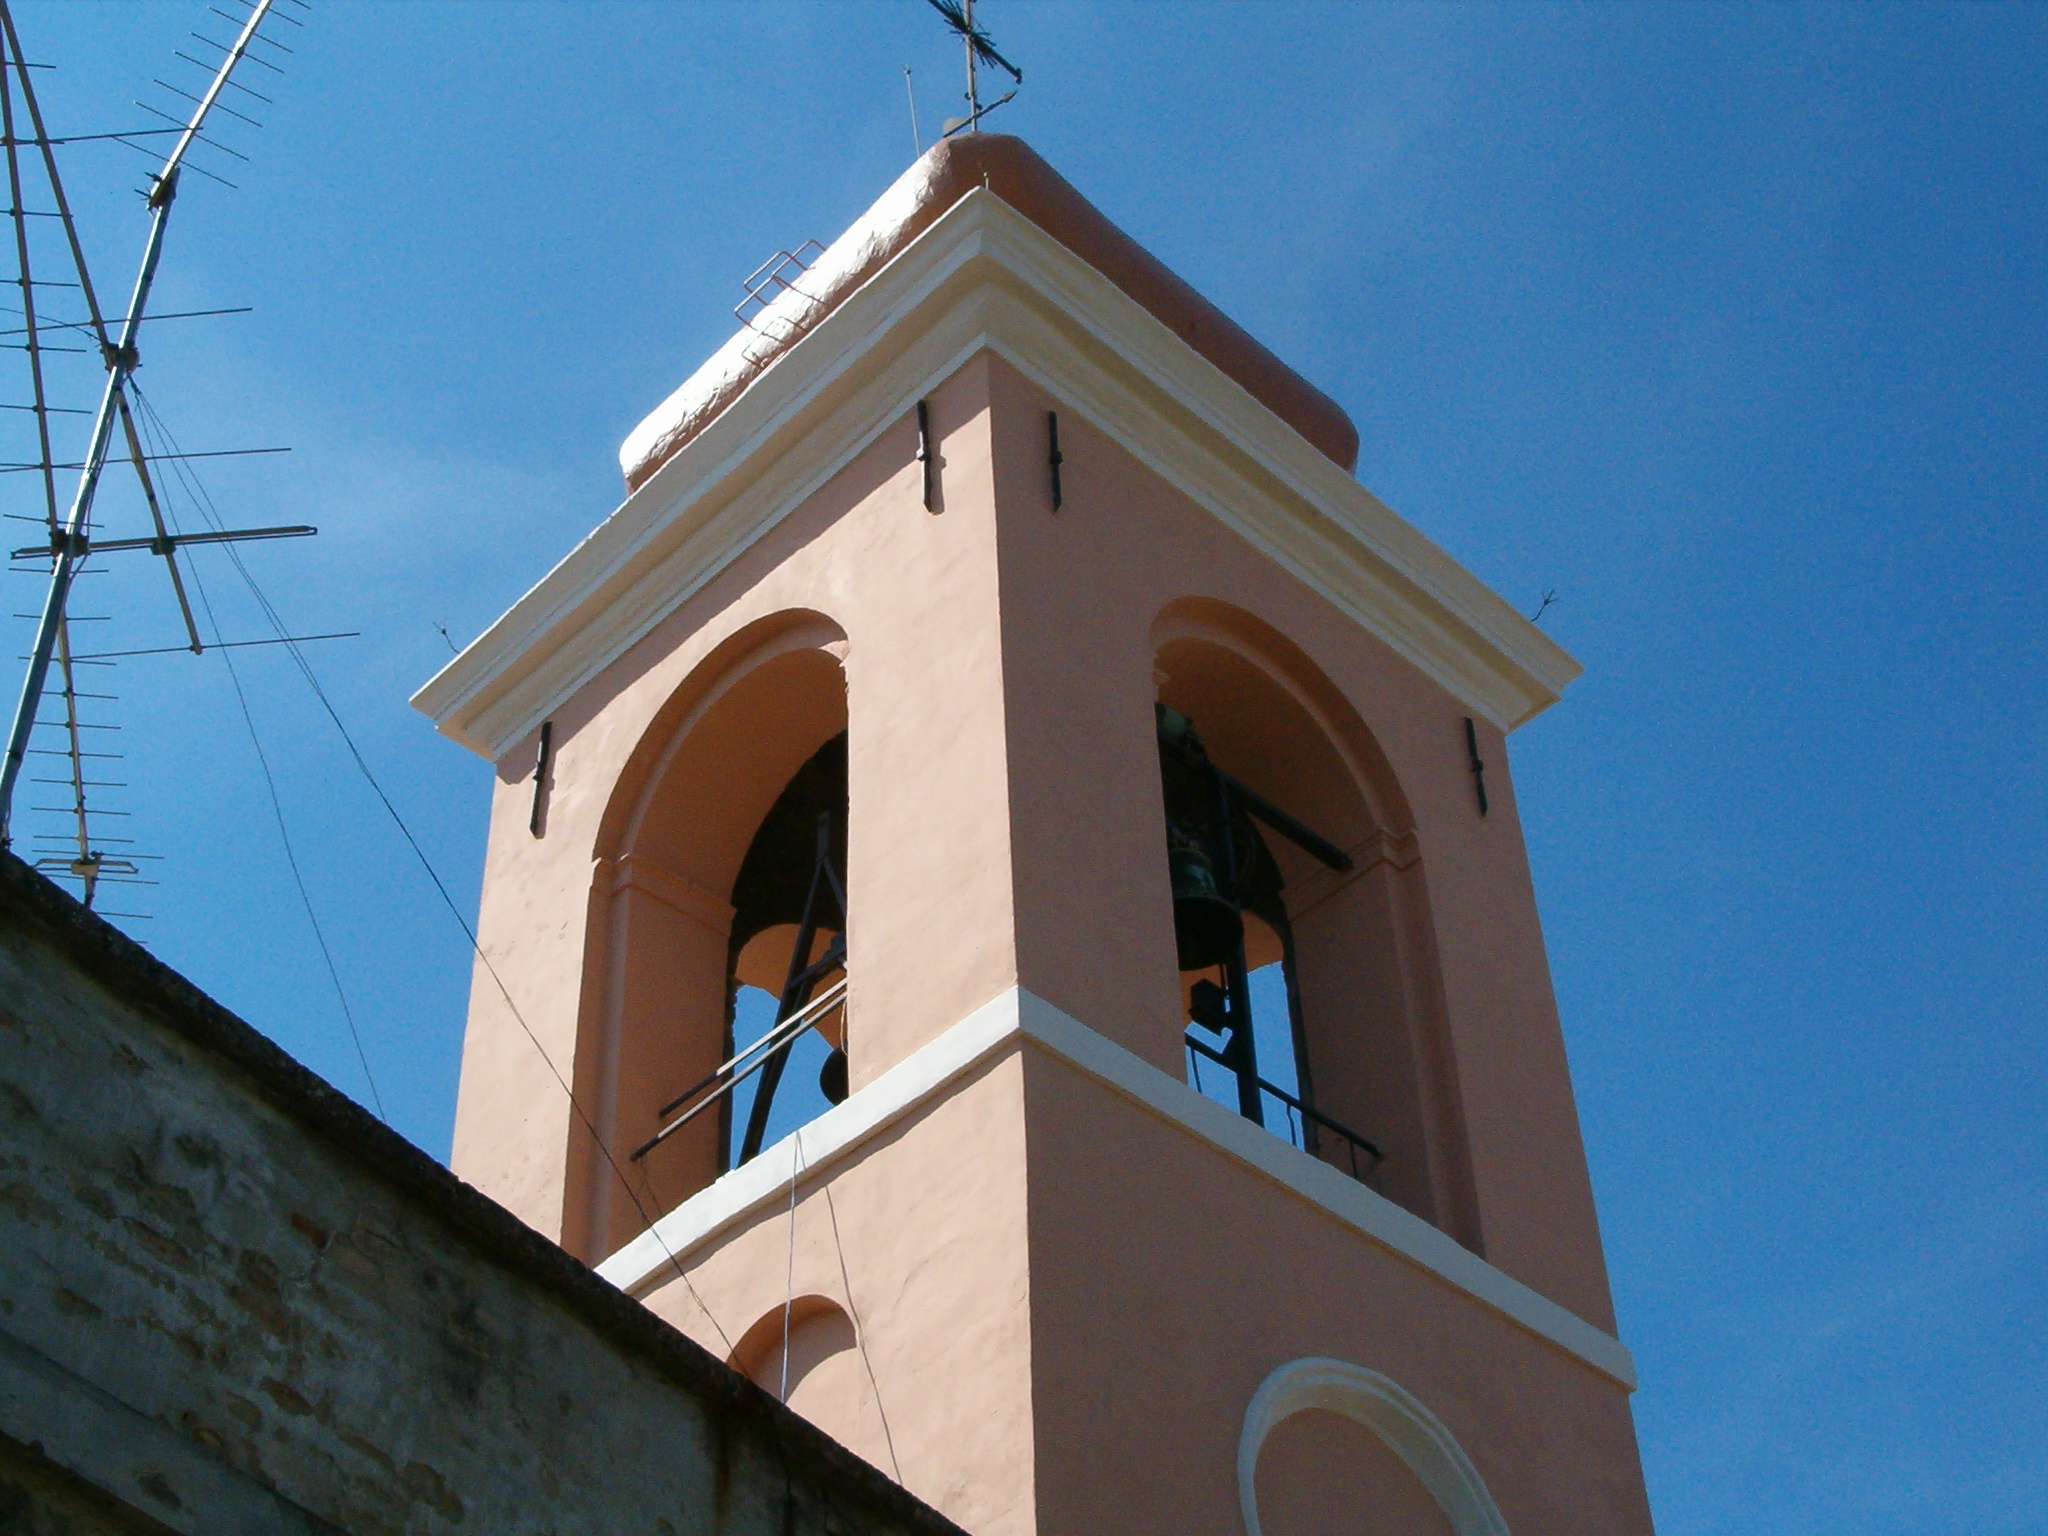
[925,0,1021,137]
[0,0,308,857]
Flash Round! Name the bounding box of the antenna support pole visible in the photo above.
[0,0,279,845]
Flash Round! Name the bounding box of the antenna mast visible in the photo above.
[925,0,1021,137]
[0,0,310,853]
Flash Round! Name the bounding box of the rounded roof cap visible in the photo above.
[623,134,1359,491]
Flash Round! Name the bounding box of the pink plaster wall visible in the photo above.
[449,338,1640,1535]
[451,356,1025,1254]
[980,354,1613,1329]
[1255,1410,1454,1536]
[639,1057,1039,1536]
[1020,1051,1652,1536]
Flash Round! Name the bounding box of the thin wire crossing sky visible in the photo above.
[3,6,2042,1535]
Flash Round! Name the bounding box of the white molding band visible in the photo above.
[413,190,1579,761]
[595,987,1637,1392]
[594,987,1027,1301]
[1237,1357,1511,1536]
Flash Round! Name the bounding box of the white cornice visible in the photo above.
[413,191,1579,761]
[595,986,1637,1392]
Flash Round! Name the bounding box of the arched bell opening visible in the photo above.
[588,619,849,1258]
[1159,700,1378,1180]
[625,728,852,1202]
[1153,610,1478,1240]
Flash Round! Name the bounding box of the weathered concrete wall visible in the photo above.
[0,854,964,1536]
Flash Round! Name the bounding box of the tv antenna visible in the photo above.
[0,0,330,904]
[925,0,1021,137]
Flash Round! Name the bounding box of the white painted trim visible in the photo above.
[1237,1357,1511,1536]
[595,987,1637,1392]
[1012,991,1638,1389]
[413,191,1578,761]
[594,987,1027,1298]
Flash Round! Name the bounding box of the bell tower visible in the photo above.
[416,136,1654,1536]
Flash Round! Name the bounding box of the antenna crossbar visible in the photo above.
[0,0,285,845]
[8,522,314,562]
[59,631,358,663]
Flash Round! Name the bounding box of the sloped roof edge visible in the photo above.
[621,134,1360,491]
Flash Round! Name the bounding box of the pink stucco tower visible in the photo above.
[415,136,1654,1536]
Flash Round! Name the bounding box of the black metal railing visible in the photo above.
[1184,1032,1384,1183]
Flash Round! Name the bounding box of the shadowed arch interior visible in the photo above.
[1152,598,1477,1244]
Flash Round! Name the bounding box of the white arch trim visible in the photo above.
[1238,1357,1510,1536]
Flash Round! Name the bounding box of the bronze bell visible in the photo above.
[818,1046,849,1105]
[1167,817,1242,971]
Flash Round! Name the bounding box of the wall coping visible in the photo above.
[0,853,967,1536]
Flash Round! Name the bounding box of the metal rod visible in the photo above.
[1047,409,1062,510]
[964,0,978,127]
[51,616,90,902]
[654,953,844,1123]
[1225,768,1353,872]
[153,77,260,130]
[56,631,356,662]
[0,11,101,882]
[1223,942,1263,1126]
[632,978,848,1162]
[0,304,254,339]
[915,398,935,511]
[1184,1032,1382,1168]
[0,446,291,472]
[1157,717,1352,872]
[10,523,315,561]
[113,389,201,653]
[131,101,246,166]
[0,40,54,538]
[527,720,551,836]
[1463,716,1488,817]
[0,128,180,146]
[740,816,844,1165]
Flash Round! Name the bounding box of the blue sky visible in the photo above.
[5,3,2042,1532]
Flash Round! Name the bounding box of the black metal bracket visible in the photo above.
[1463,717,1488,817]
[529,720,553,837]
[915,399,936,512]
[1047,410,1063,510]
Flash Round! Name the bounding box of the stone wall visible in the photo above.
[0,854,963,1536]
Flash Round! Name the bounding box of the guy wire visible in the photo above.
[128,384,726,1340]
[129,392,384,1119]
[781,1128,805,1402]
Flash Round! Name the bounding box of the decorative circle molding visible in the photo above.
[1237,1357,1511,1536]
